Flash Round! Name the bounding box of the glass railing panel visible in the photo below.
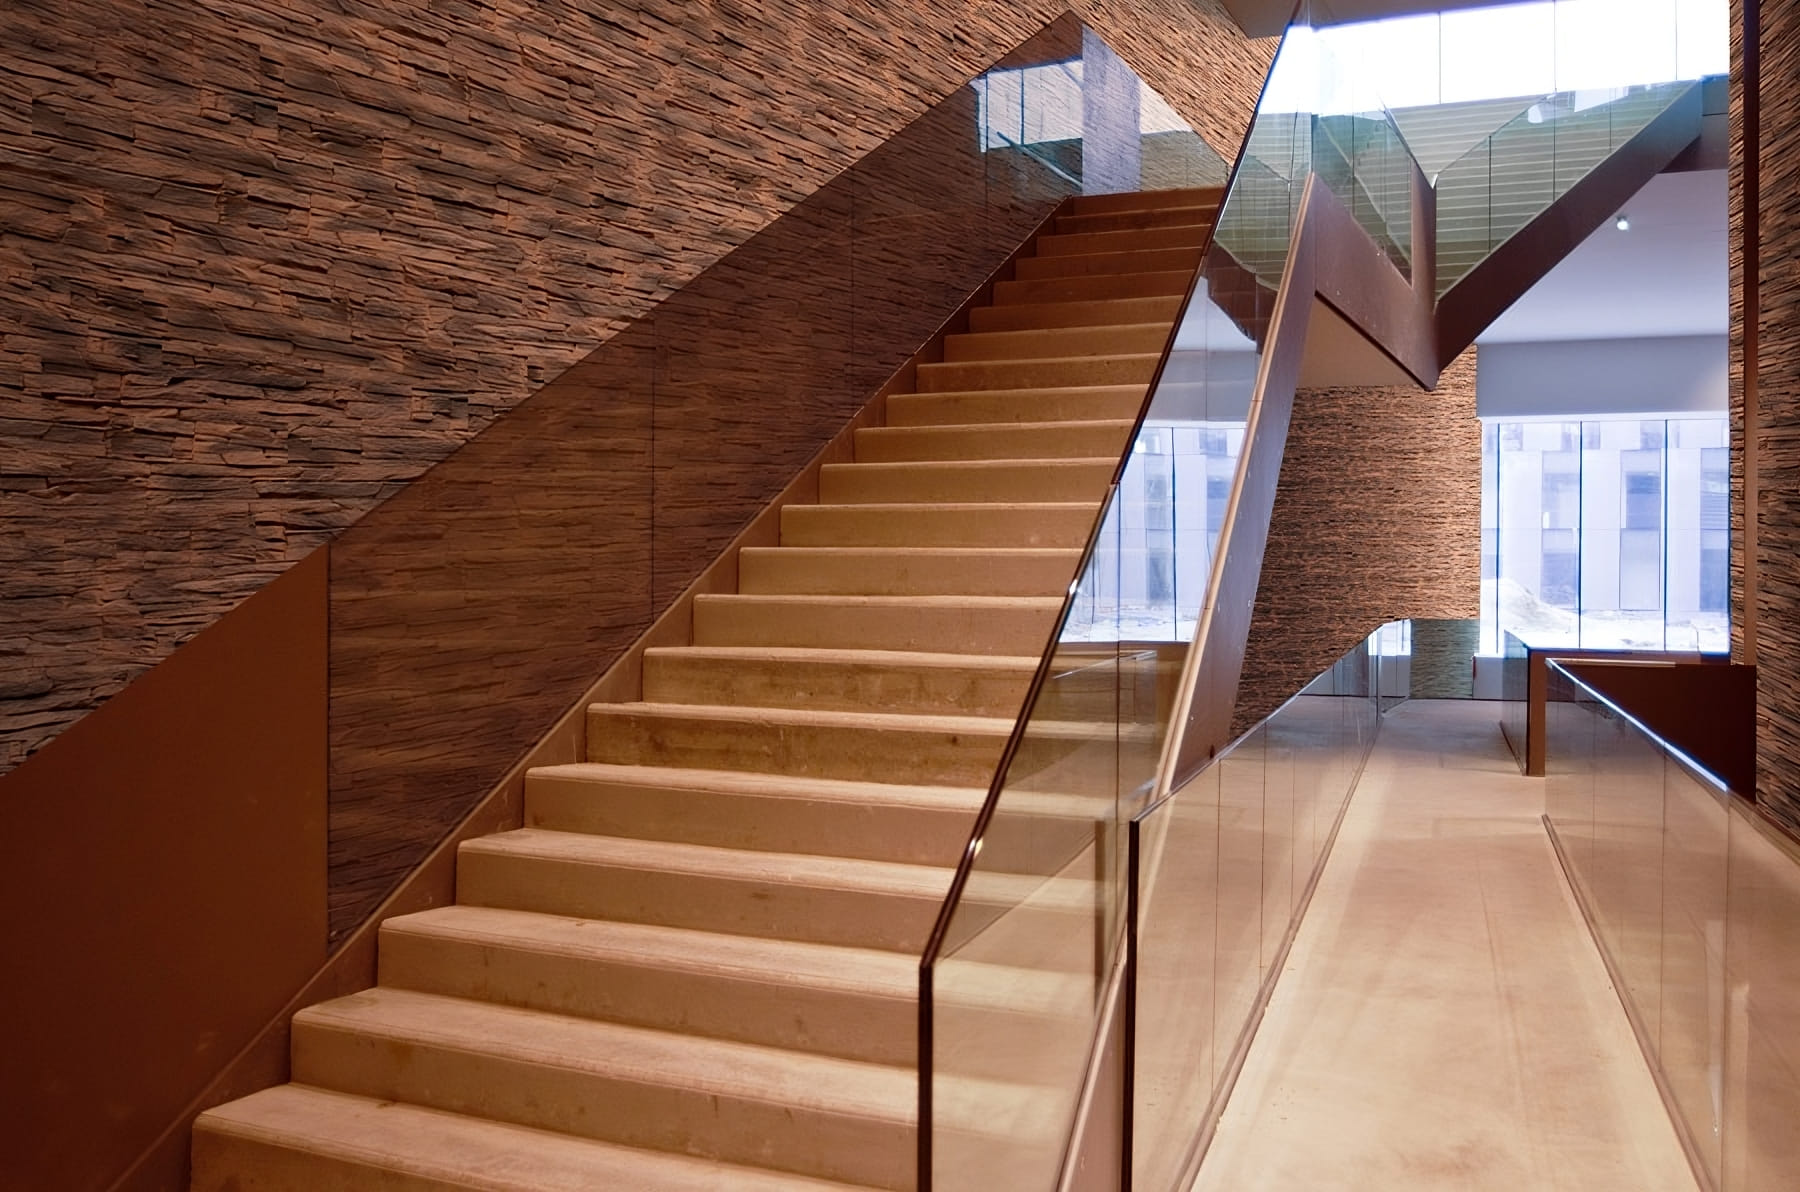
[1130,634,1378,1189]
[1658,754,1727,1183]
[1722,804,1800,1188]
[1542,659,1735,1190]
[1433,78,1700,296]
[1543,663,1598,876]
[1128,759,1220,1192]
[1589,690,1667,1043]
[1212,723,1267,1082]
[925,493,1124,1192]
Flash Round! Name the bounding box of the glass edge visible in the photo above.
[1545,657,1732,794]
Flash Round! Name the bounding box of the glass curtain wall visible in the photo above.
[1479,415,1729,653]
[1328,0,1728,110]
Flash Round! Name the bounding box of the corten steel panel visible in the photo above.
[0,548,326,1192]
[323,26,1080,941]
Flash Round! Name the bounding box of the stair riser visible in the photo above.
[1054,206,1216,235]
[456,848,943,953]
[291,1020,914,1190]
[585,708,1010,784]
[691,597,1058,654]
[525,771,977,865]
[644,647,1035,714]
[380,925,918,1066]
[914,355,1158,392]
[1066,187,1223,216]
[883,391,1143,428]
[941,322,1170,362]
[851,429,1130,464]
[192,1133,457,1192]
[1012,246,1202,281]
[781,505,1097,549]
[992,270,1193,306]
[1033,224,1210,257]
[855,423,1134,462]
[967,295,1183,333]
[737,546,1080,596]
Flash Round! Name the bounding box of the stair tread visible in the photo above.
[197,1084,873,1192]
[460,829,1100,912]
[915,353,1160,369]
[389,906,922,998]
[642,642,1044,665]
[528,761,1106,826]
[589,701,1016,734]
[694,592,1064,609]
[794,501,1095,513]
[887,383,1144,401]
[297,987,923,1121]
[529,760,992,809]
[859,420,1136,437]
[947,319,1173,342]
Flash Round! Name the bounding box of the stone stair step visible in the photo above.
[692,592,1062,655]
[992,268,1194,306]
[585,700,1015,785]
[382,906,1094,1077]
[456,829,1101,954]
[941,320,1170,362]
[525,761,989,864]
[641,644,1037,714]
[780,502,1097,549]
[854,419,1136,461]
[884,386,1144,427]
[739,543,1082,594]
[1012,245,1202,281]
[192,1084,874,1192]
[967,293,1183,333]
[1032,222,1211,257]
[288,987,921,1188]
[1052,204,1217,235]
[1065,186,1223,216]
[456,828,957,951]
[913,353,1159,392]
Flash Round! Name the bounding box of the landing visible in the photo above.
[1193,699,1697,1192]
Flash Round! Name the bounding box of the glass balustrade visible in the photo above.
[919,1,1427,1183]
[1130,636,1379,1191]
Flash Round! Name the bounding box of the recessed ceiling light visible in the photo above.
[1615,214,1631,231]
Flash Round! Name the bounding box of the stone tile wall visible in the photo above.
[0,0,1272,771]
[1235,351,1481,731]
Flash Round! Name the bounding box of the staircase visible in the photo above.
[190,187,1220,1191]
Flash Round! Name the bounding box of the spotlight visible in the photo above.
[1615,214,1630,231]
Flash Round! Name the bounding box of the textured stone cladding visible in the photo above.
[1747,2,1800,834]
[0,0,1272,772]
[1235,351,1481,732]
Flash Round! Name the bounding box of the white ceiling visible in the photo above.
[1222,0,1511,38]
[1474,168,1728,344]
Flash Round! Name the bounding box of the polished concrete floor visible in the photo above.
[1192,699,1698,1192]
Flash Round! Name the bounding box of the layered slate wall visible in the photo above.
[0,0,1270,772]
[1741,0,1800,833]
[1236,351,1481,730]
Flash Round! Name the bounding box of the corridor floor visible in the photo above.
[1191,699,1698,1192]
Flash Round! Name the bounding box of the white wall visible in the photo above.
[1476,335,1726,419]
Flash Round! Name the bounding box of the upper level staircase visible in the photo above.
[190,187,1221,1192]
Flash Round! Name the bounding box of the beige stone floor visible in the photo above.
[1191,699,1698,1192]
